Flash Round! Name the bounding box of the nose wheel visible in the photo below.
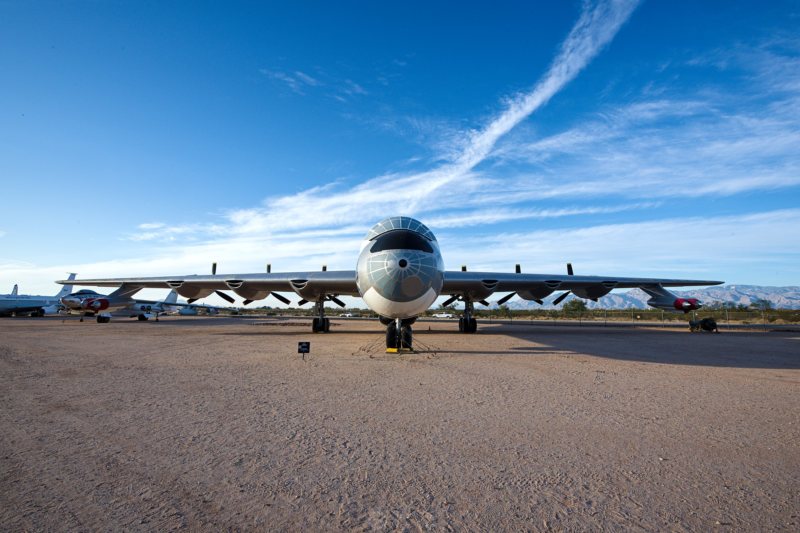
[386,318,413,352]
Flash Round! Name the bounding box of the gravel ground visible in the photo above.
[1,316,798,531]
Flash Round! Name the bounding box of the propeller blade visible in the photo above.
[533,298,543,305]
[212,262,217,275]
[187,298,198,304]
[552,291,571,306]
[270,292,291,305]
[496,292,516,306]
[478,299,490,307]
[567,262,574,276]
[441,295,459,307]
[215,290,235,304]
[243,299,254,306]
[297,299,309,306]
[328,295,346,308]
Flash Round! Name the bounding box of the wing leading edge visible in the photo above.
[442,270,722,305]
[58,271,360,303]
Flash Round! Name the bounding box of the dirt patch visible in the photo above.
[1,317,798,530]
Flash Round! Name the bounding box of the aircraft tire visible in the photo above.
[386,321,398,349]
[323,318,330,332]
[312,318,320,332]
[458,317,464,332]
[137,314,148,321]
[401,325,412,350]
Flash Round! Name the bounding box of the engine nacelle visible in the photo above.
[673,298,701,313]
[517,288,555,301]
[83,298,110,311]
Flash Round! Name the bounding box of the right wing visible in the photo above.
[59,271,359,304]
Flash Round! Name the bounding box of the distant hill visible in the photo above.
[505,285,800,310]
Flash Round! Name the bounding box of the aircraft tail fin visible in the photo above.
[55,273,77,298]
[11,284,18,296]
[164,289,178,305]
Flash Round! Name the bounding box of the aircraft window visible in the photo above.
[370,230,433,253]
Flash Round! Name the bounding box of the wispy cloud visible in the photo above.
[126,222,228,242]
[260,69,320,94]
[426,202,659,228]
[261,67,372,103]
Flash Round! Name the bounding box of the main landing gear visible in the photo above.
[385,317,415,352]
[96,315,111,324]
[311,299,330,333]
[458,299,478,333]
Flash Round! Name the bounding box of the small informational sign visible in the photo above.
[298,341,310,359]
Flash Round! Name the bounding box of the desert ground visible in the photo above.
[1,316,798,531]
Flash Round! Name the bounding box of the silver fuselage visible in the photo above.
[356,221,445,319]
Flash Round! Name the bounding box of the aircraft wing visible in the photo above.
[442,270,723,302]
[58,271,360,302]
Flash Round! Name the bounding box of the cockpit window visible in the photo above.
[370,230,434,253]
[72,289,98,296]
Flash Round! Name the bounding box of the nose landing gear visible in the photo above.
[386,318,414,352]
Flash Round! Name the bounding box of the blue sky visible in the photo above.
[1,0,799,300]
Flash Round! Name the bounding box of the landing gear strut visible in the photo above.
[311,299,330,333]
[386,318,414,351]
[458,299,478,333]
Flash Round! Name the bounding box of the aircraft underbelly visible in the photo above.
[362,286,437,319]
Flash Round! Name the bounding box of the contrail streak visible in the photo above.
[456,0,640,170]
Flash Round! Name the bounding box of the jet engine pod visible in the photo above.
[229,283,269,302]
[517,287,556,301]
[83,298,110,311]
[174,286,215,300]
[673,298,701,312]
[572,282,618,301]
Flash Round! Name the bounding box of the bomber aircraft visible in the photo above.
[59,216,722,349]
[60,288,207,322]
[0,274,76,317]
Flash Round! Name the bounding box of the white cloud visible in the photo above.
[426,202,659,228]
[437,209,800,284]
[5,208,797,303]
[261,69,320,94]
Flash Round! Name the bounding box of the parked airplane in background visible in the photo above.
[0,274,76,317]
[60,288,205,322]
[60,217,722,349]
[176,303,220,316]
